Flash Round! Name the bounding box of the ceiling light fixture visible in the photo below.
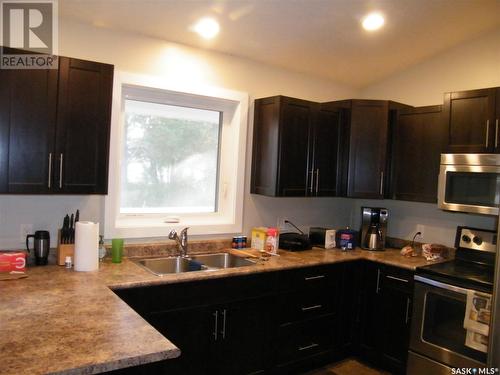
[192,17,220,39]
[362,12,385,31]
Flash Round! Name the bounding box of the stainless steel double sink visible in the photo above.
[134,253,256,276]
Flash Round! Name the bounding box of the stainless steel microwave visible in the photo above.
[438,153,500,215]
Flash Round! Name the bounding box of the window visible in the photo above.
[105,72,248,238]
[122,99,221,214]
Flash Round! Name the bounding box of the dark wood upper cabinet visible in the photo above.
[390,105,445,203]
[495,87,500,153]
[55,57,113,194]
[0,55,113,194]
[313,103,343,196]
[251,96,342,197]
[444,88,497,153]
[347,100,389,199]
[0,69,58,193]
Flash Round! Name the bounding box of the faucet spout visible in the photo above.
[169,228,189,258]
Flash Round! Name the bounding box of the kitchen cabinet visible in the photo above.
[251,96,343,197]
[0,68,57,193]
[390,105,445,203]
[115,273,277,375]
[357,262,414,374]
[324,100,410,199]
[444,87,498,153]
[0,53,113,194]
[114,263,350,375]
[55,57,113,194]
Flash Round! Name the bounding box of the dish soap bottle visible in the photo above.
[98,235,106,261]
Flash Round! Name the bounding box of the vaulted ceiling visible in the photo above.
[60,0,500,88]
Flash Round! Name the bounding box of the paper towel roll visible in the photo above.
[74,221,99,272]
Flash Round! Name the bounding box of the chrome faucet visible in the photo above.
[168,227,189,258]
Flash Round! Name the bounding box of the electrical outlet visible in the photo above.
[416,224,425,240]
[276,217,288,232]
[20,224,33,243]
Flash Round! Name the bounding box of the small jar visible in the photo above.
[65,256,72,268]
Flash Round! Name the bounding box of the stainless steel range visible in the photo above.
[407,226,496,374]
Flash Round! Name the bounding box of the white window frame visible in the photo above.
[104,71,248,238]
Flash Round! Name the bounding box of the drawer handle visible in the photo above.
[301,304,322,312]
[386,275,409,283]
[304,275,325,281]
[298,343,319,351]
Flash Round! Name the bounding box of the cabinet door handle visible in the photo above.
[213,310,218,341]
[47,153,52,189]
[309,170,314,193]
[405,297,411,324]
[486,120,490,147]
[221,309,227,340]
[386,275,409,283]
[379,171,384,195]
[298,343,319,351]
[304,275,325,281]
[376,269,381,294]
[59,153,64,189]
[495,119,499,148]
[301,304,322,312]
[315,169,319,195]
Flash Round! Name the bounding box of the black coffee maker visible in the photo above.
[26,231,50,265]
[360,207,388,251]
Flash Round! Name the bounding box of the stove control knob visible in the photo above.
[473,236,483,246]
[461,235,471,243]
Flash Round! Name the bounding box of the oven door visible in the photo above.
[410,277,488,368]
[438,163,500,215]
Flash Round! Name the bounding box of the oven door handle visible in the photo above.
[414,275,487,296]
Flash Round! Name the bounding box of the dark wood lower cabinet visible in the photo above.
[113,261,413,375]
[357,262,414,374]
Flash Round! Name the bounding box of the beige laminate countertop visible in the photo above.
[0,247,445,375]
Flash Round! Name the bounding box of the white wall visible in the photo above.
[361,28,500,106]
[356,28,500,246]
[0,18,357,249]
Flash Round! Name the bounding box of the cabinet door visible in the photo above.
[0,68,57,193]
[55,57,113,194]
[347,100,388,198]
[392,105,445,203]
[277,97,315,196]
[311,105,341,196]
[379,286,412,374]
[146,307,212,375]
[357,262,382,359]
[444,88,496,153]
[214,296,273,375]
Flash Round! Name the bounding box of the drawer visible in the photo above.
[276,315,336,365]
[380,265,414,293]
[277,264,340,292]
[277,290,335,324]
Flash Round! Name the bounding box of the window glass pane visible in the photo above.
[121,99,221,214]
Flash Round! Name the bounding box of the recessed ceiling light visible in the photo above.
[362,12,385,31]
[192,17,220,39]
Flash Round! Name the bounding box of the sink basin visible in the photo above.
[134,257,205,276]
[191,253,256,269]
[133,253,256,276]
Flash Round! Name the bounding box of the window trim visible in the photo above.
[104,71,248,238]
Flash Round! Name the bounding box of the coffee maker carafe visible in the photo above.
[360,207,388,251]
[26,230,50,265]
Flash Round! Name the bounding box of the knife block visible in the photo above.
[57,230,74,266]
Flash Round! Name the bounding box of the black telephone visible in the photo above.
[278,220,312,251]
